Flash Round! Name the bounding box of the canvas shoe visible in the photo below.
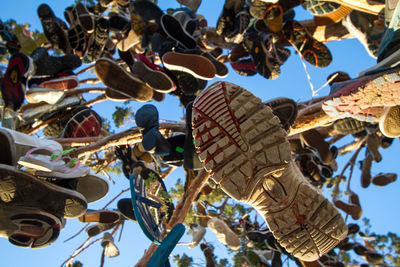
[283,20,332,67]
[371,173,397,186]
[101,232,120,257]
[333,118,366,135]
[6,207,64,248]
[379,105,400,137]
[64,3,95,34]
[162,52,216,80]
[37,4,71,54]
[322,66,400,122]
[30,47,82,76]
[79,209,120,224]
[25,87,65,105]
[207,217,240,250]
[132,61,175,93]
[0,164,87,218]
[192,81,347,261]
[160,14,196,49]
[1,52,34,111]
[95,57,153,102]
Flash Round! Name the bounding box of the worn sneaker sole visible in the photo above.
[132,61,175,93]
[379,105,400,137]
[192,81,347,261]
[322,66,400,122]
[0,164,87,218]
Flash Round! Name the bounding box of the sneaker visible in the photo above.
[7,208,64,248]
[101,232,120,257]
[79,209,120,224]
[264,97,298,131]
[230,58,258,76]
[333,199,362,220]
[163,52,216,80]
[30,47,82,76]
[12,25,40,56]
[1,52,34,111]
[333,118,366,135]
[192,81,347,261]
[242,32,280,79]
[132,61,175,93]
[207,217,240,250]
[0,164,87,218]
[366,132,382,162]
[160,14,196,49]
[283,20,332,67]
[37,4,71,54]
[189,225,206,248]
[162,134,185,166]
[86,222,117,237]
[39,73,79,90]
[300,129,333,165]
[216,0,245,37]
[132,0,164,26]
[25,87,65,105]
[87,18,110,62]
[95,57,153,102]
[184,49,229,78]
[322,66,400,122]
[60,108,102,138]
[379,105,400,137]
[135,104,171,156]
[64,3,95,34]
[262,33,291,66]
[371,173,397,186]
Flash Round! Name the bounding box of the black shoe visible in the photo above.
[264,97,298,131]
[117,198,136,221]
[87,18,110,62]
[133,0,164,27]
[30,47,82,76]
[184,49,228,78]
[37,4,71,54]
[160,14,196,49]
[184,101,203,170]
[216,0,245,37]
[162,134,185,166]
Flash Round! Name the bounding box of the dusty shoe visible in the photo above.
[379,105,400,138]
[371,173,397,186]
[207,216,240,250]
[192,81,347,261]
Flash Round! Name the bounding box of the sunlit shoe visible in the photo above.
[101,232,120,257]
[379,105,400,138]
[207,216,240,250]
[192,81,347,261]
[371,173,397,186]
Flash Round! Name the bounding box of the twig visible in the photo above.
[61,237,100,267]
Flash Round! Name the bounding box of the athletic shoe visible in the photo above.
[207,217,240,250]
[371,173,397,186]
[379,105,400,137]
[132,61,175,93]
[322,66,400,122]
[361,154,372,188]
[366,132,382,162]
[37,4,71,54]
[60,108,102,138]
[264,97,298,131]
[87,18,110,62]
[160,14,196,49]
[243,32,280,79]
[192,81,347,261]
[25,87,65,105]
[0,164,87,218]
[283,20,332,67]
[1,52,34,111]
[95,57,153,102]
[162,134,185,166]
[86,222,117,237]
[333,200,362,220]
[184,49,229,78]
[230,58,258,76]
[39,74,79,90]
[300,129,333,165]
[117,198,136,221]
[333,118,366,135]
[30,47,82,76]
[162,52,216,80]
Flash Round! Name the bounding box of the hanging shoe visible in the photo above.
[361,153,373,188]
[79,209,120,224]
[207,216,240,250]
[132,60,175,93]
[59,108,102,138]
[117,198,136,221]
[192,81,347,261]
[86,222,117,237]
[162,134,185,166]
[1,52,34,111]
[160,14,196,49]
[101,232,120,257]
[333,118,366,135]
[379,105,400,137]
[188,225,206,248]
[371,173,397,186]
[230,58,258,76]
[177,0,202,11]
[87,18,110,62]
[95,57,153,102]
[264,97,298,131]
[283,20,332,67]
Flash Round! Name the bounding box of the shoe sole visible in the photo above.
[322,66,400,122]
[160,14,196,50]
[132,61,175,93]
[79,210,119,223]
[192,81,347,261]
[40,75,79,90]
[379,105,400,137]
[95,57,153,102]
[163,52,216,80]
[0,164,87,218]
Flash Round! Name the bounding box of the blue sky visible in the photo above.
[1,1,400,266]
